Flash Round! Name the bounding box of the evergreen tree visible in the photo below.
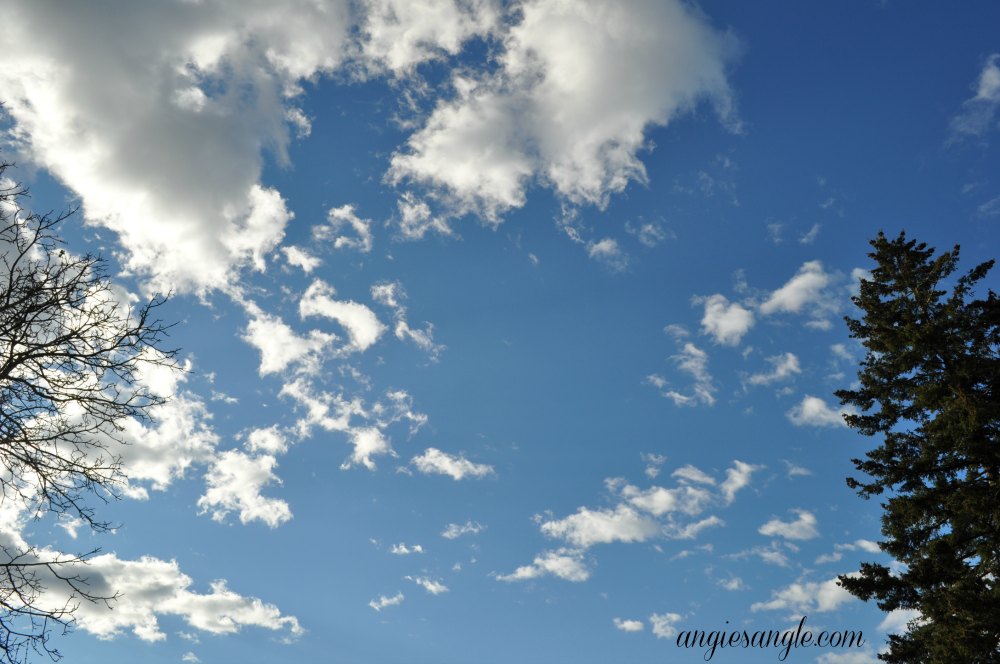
[836,231,1000,662]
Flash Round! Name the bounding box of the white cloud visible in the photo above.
[387,0,736,226]
[197,450,292,528]
[280,379,426,471]
[281,245,321,273]
[245,427,290,456]
[613,618,645,632]
[659,343,716,407]
[182,653,200,663]
[496,548,590,583]
[878,609,922,635]
[758,510,819,541]
[300,279,386,353]
[747,352,801,386]
[406,576,449,595]
[315,204,374,253]
[642,452,668,479]
[619,483,714,517]
[368,592,405,612]
[751,577,856,614]
[699,294,754,346]
[815,650,880,664]
[242,305,337,375]
[786,395,852,428]
[0,1,353,293]
[371,281,445,360]
[717,576,746,591]
[358,0,500,76]
[815,539,881,565]
[649,612,683,639]
[390,543,424,555]
[949,53,1000,142]
[441,521,485,539]
[411,448,494,480]
[586,237,629,271]
[539,505,661,549]
[626,220,669,247]
[782,460,812,478]
[42,553,302,643]
[799,223,821,245]
[719,460,762,504]
[760,260,833,316]
[671,465,716,486]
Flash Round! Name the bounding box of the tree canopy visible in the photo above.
[836,231,1000,662]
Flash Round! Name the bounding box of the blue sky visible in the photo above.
[1,1,998,662]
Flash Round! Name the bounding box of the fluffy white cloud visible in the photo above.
[197,450,291,528]
[747,352,801,386]
[719,460,762,504]
[300,279,386,353]
[441,520,485,539]
[369,592,405,611]
[539,505,660,549]
[815,650,880,664]
[390,543,424,555]
[496,548,590,583]
[242,305,337,375]
[758,510,819,541]
[245,426,290,455]
[406,575,449,595]
[613,618,645,633]
[649,612,683,639]
[751,576,856,614]
[388,0,736,226]
[879,609,922,635]
[760,261,831,315]
[699,294,754,346]
[949,53,1000,142]
[358,0,500,75]
[619,483,713,517]
[32,550,301,643]
[0,1,356,293]
[411,448,494,480]
[281,245,321,273]
[786,395,852,428]
[315,204,374,253]
[587,238,629,271]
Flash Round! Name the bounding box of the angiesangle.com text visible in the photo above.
[675,616,864,661]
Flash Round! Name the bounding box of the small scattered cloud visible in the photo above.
[390,543,424,555]
[406,576,448,595]
[613,617,645,632]
[368,592,405,612]
[496,548,590,583]
[587,237,629,271]
[441,521,485,539]
[786,395,852,428]
[949,53,1000,143]
[649,612,683,639]
[747,352,801,386]
[799,223,821,245]
[758,509,819,540]
[411,448,494,480]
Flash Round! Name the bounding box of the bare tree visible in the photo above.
[0,161,177,662]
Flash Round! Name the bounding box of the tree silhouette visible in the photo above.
[836,231,1000,662]
[0,161,177,662]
